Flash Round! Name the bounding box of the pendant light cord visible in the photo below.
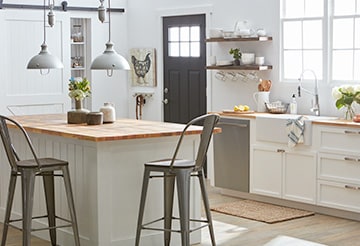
[43,0,46,45]
[108,0,111,43]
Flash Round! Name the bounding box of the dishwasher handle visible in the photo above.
[218,122,248,128]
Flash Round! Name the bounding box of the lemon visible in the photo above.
[234,105,240,111]
[243,105,250,111]
[237,105,245,111]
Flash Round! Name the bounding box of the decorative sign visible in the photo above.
[129,48,156,87]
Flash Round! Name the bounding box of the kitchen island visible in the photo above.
[0,114,215,246]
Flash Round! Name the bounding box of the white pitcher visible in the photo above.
[253,91,270,112]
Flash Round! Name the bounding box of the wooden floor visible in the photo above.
[1,183,360,246]
[198,184,360,246]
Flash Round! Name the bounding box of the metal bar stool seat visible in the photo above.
[135,114,219,246]
[0,115,80,246]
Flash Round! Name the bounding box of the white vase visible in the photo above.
[100,102,116,123]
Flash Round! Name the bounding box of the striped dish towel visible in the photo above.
[286,116,305,148]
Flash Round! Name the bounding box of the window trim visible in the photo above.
[280,0,360,85]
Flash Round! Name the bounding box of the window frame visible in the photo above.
[280,0,360,84]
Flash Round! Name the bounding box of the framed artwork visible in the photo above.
[129,48,157,87]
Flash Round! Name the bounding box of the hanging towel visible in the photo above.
[286,116,305,148]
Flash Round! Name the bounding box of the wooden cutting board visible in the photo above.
[222,110,255,114]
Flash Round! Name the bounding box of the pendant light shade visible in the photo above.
[27,0,63,73]
[90,42,130,70]
[27,43,64,70]
[91,0,130,76]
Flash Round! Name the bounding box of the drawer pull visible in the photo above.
[277,149,285,153]
[344,130,360,134]
[344,157,358,162]
[344,185,360,190]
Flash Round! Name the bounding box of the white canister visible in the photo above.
[100,102,116,123]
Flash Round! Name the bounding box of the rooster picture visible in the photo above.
[130,48,157,87]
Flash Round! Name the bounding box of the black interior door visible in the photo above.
[163,14,206,124]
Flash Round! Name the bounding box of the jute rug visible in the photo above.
[211,200,314,224]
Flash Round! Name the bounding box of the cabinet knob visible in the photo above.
[162,99,169,105]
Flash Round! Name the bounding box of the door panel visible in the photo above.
[0,10,71,115]
[163,14,206,124]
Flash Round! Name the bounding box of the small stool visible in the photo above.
[135,114,219,246]
[0,115,80,246]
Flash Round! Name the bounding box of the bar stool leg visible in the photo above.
[164,173,175,246]
[1,173,17,246]
[135,168,151,246]
[176,169,192,246]
[43,171,57,246]
[62,167,81,246]
[21,169,36,246]
[198,171,216,246]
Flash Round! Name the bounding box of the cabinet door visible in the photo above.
[283,151,316,204]
[251,145,282,198]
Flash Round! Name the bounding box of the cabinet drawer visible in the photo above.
[318,152,360,184]
[318,127,360,152]
[318,180,360,213]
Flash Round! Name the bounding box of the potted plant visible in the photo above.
[229,48,242,66]
[68,77,91,110]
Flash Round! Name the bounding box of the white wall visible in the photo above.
[0,0,348,119]
[126,0,346,119]
[0,0,130,117]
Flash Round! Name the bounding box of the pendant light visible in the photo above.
[27,0,63,75]
[90,0,130,77]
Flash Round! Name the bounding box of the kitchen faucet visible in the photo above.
[298,69,320,116]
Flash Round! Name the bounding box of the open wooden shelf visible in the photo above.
[206,65,273,71]
[206,36,272,42]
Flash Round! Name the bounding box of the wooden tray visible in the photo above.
[222,110,255,114]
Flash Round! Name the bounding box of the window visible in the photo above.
[281,0,360,83]
[168,26,200,57]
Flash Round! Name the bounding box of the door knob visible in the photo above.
[162,99,168,104]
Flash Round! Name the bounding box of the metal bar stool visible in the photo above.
[135,114,219,246]
[0,115,80,246]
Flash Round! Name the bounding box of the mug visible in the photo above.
[255,57,265,65]
[253,91,270,112]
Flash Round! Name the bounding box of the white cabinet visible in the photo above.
[251,145,282,197]
[314,125,360,213]
[251,144,316,204]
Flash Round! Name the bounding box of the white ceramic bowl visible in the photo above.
[223,31,234,38]
[241,53,255,65]
[209,28,223,38]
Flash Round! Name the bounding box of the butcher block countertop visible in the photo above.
[217,111,360,128]
[8,114,220,142]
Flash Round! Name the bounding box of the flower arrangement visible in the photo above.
[68,77,91,101]
[332,85,360,119]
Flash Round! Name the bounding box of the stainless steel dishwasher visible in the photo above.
[214,117,249,192]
